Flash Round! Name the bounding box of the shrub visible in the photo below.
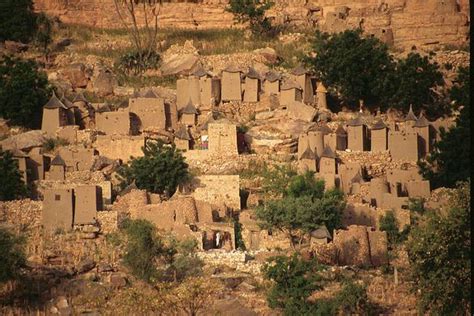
[121,219,164,282]
[42,137,70,153]
[332,281,377,315]
[0,227,26,283]
[418,67,470,188]
[262,254,323,314]
[406,181,470,314]
[0,149,28,201]
[115,50,161,76]
[0,55,51,128]
[379,210,401,246]
[167,238,203,282]
[227,0,275,37]
[117,139,190,198]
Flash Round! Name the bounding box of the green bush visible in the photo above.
[117,139,190,198]
[419,67,470,188]
[0,149,28,201]
[0,55,51,128]
[406,181,470,314]
[121,219,165,283]
[42,137,70,153]
[262,254,323,315]
[0,227,26,283]
[115,51,161,76]
[226,0,275,37]
[331,280,377,315]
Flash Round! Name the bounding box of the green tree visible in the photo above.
[418,67,470,188]
[378,210,409,246]
[260,164,297,198]
[0,0,36,43]
[306,29,394,108]
[406,181,470,315]
[0,149,28,201]
[227,0,275,36]
[255,173,345,248]
[121,219,165,282]
[332,280,377,315]
[0,227,26,283]
[0,55,51,128]
[117,139,190,198]
[382,52,443,114]
[262,254,323,315]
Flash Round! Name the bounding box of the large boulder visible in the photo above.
[93,69,117,96]
[0,130,46,151]
[62,63,90,88]
[160,54,200,76]
[287,101,317,122]
[253,47,280,64]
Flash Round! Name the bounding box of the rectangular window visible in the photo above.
[55,194,61,201]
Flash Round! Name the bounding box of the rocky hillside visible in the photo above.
[34,0,469,50]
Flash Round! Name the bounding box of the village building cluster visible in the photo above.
[1,64,451,268]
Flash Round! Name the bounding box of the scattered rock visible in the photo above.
[98,263,114,273]
[4,40,29,53]
[160,53,200,76]
[62,63,89,88]
[109,273,127,288]
[93,69,116,96]
[76,259,96,274]
[253,47,279,64]
[0,130,46,151]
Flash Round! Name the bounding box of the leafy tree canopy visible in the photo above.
[418,66,470,188]
[406,181,470,314]
[0,0,36,43]
[227,0,274,36]
[117,139,190,198]
[0,149,28,201]
[0,55,51,128]
[0,227,26,283]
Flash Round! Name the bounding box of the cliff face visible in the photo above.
[34,0,469,50]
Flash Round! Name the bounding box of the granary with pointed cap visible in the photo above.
[263,70,281,96]
[129,89,167,132]
[291,65,314,104]
[243,67,261,103]
[413,112,431,158]
[298,144,317,173]
[194,67,221,110]
[221,64,243,102]
[324,124,347,151]
[319,146,337,174]
[280,79,303,108]
[41,92,70,136]
[174,125,192,151]
[316,82,328,110]
[310,225,332,245]
[404,104,417,130]
[48,154,66,181]
[338,162,364,194]
[370,118,388,152]
[347,114,368,151]
[307,129,325,158]
[180,99,199,126]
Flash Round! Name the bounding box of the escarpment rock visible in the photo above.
[34,0,469,51]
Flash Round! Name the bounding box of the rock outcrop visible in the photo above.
[34,0,469,50]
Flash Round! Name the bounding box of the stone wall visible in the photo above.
[191,175,241,210]
[34,0,469,50]
[93,135,145,162]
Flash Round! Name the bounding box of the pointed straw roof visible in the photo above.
[141,89,159,98]
[321,146,336,158]
[72,92,88,103]
[181,99,198,115]
[311,225,331,240]
[175,125,191,140]
[291,65,309,76]
[265,71,281,82]
[335,124,347,135]
[245,67,261,80]
[223,64,242,73]
[300,144,316,160]
[51,154,66,166]
[281,79,302,91]
[192,66,209,78]
[44,92,68,110]
[414,113,429,128]
[347,114,364,126]
[371,118,387,130]
[405,105,417,121]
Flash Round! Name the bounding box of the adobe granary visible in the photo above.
[347,113,368,151]
[324,124,347,151]
[174,124,192,151]
[48,154,66,181]
[129,89,167,132]
[280,79,303,108]
[413,112,431,158]
[243,67,261,103]
[290,65,314,104]
[315,82,328,110]
[404,104,418,131]
[41,92,70,137]
[319,146,337,175]
[179,99,199,127]
[263,70,281,96]
[370,118,388,152]
[298,144,317,173]
[193,67,221,110]
[221,64,243,102]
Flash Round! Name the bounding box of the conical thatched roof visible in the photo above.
[300,145,315,160]
[51,154,66,166]
[44,92,68,110]
[245,67,261,80]
[223,64,242,73]
[175,125,191,140]
[265,71,281,82]
[181,99,198,115]
[311,225,331,240]
[281,80,302,91]
[414,113,429,128]
[291,65,309,76]
[405,105,417,121]
[192,66,209,78]
[321,146,336,158]
[335,124,347,135]
[347,114,363,126]
[371,119,387,130]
